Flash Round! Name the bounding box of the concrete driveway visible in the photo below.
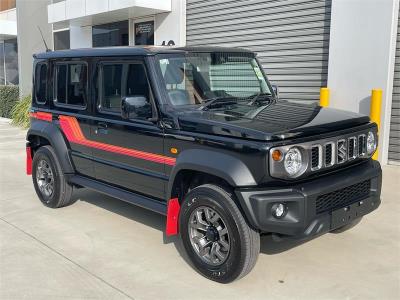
[0,119,399,300]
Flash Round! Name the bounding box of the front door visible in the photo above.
[90,59,166,199]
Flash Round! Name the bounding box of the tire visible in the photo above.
[32,145,75,208]
[179,184,260,283]
[330,217,363,234]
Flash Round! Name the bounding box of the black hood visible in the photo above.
[176,101,370,141]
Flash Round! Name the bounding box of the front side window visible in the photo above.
[35,63,47,104]
[99,63,151,116]
[156,52,272,106]
[55,63,87,107]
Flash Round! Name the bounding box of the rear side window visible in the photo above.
[99,62,150,114]
[34,63,47,104]
[55,63,87,107]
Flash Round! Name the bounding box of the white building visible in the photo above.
[9,0,400,165]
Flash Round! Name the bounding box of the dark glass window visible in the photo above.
[54,30,70,50]
[100,63,150,114]
[55,63,87,107]
[101,64,123,112]
[134,21,154,45]
[92,21,129,47]
[4,39,18,85]
[0,43,4,85]
[35,63,47,104]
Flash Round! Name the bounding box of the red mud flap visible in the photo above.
[166,198,180,236]
[26,146,32,175]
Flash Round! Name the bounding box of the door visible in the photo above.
[91,59,166,199]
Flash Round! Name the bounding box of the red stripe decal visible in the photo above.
[166,198,180,236]
[59,115,176,166]
[30,112,53,122]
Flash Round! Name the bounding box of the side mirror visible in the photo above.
[121,96,152,120]
[272,85,279,99]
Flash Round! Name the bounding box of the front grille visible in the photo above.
[309,133,370,172]
[316,180,371,214]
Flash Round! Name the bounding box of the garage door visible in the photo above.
[186,0,332,102]
[389,18,400,163]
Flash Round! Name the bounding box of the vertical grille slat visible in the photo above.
[311,145,322,170]
[324,142,334,167]
[358,134,366,156]
[348,137,357,160]
[337,139,347,164]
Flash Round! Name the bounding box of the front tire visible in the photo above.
[32,146,75,208]
[179,184,260,283]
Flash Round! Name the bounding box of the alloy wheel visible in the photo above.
[188,206,231,266]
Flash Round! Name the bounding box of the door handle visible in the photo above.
[95,122,108,134]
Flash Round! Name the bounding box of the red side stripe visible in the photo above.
[29,112,52,122]
[59,115,176,166]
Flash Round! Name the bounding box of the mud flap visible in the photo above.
[166,198,180,236]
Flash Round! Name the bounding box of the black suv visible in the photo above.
[27,46,381,283]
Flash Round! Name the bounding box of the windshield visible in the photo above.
[156,52,273,107]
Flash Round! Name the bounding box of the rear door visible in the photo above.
[51,60,94,178]
[90,58,166,199]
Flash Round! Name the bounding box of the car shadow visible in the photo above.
[73,188,311,257]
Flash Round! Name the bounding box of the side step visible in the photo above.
[68,175,167,215]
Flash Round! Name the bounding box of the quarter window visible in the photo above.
[34,63,47,104]
[100,63,150,114]
[55,63,87,107]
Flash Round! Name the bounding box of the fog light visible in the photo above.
[272,203,287,219]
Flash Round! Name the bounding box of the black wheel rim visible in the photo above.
[188,206,230,266]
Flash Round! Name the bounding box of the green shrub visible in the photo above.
[11,95,31,129]
[0,85,19,118]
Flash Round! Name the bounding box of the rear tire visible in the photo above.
[32,146,75,208]
[179,184,260,283]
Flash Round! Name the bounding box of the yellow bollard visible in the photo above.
[319,87,330,107]
[370,89,382,160]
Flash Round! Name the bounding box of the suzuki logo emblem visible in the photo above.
[337,140,347,163]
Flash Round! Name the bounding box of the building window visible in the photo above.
[0,42,4,85]
[34,63,47,104]
[55,63,87,107]
[54,30,70,50]
[134,21,154,45]
[2,39,18,85]
[92,21,129,47]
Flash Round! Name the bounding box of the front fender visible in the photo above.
[27,120,75,174]
[167,149,257,198]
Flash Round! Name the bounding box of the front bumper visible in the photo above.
[235,160,382,239]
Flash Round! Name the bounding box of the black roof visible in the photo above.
[34,46,254,59]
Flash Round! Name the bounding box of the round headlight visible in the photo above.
[284,147,303,176]
[367,131,377,155]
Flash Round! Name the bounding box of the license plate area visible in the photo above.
[331,197,377,229]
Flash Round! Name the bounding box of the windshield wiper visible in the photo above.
[198,97,238,111]
[246,92,275,106]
